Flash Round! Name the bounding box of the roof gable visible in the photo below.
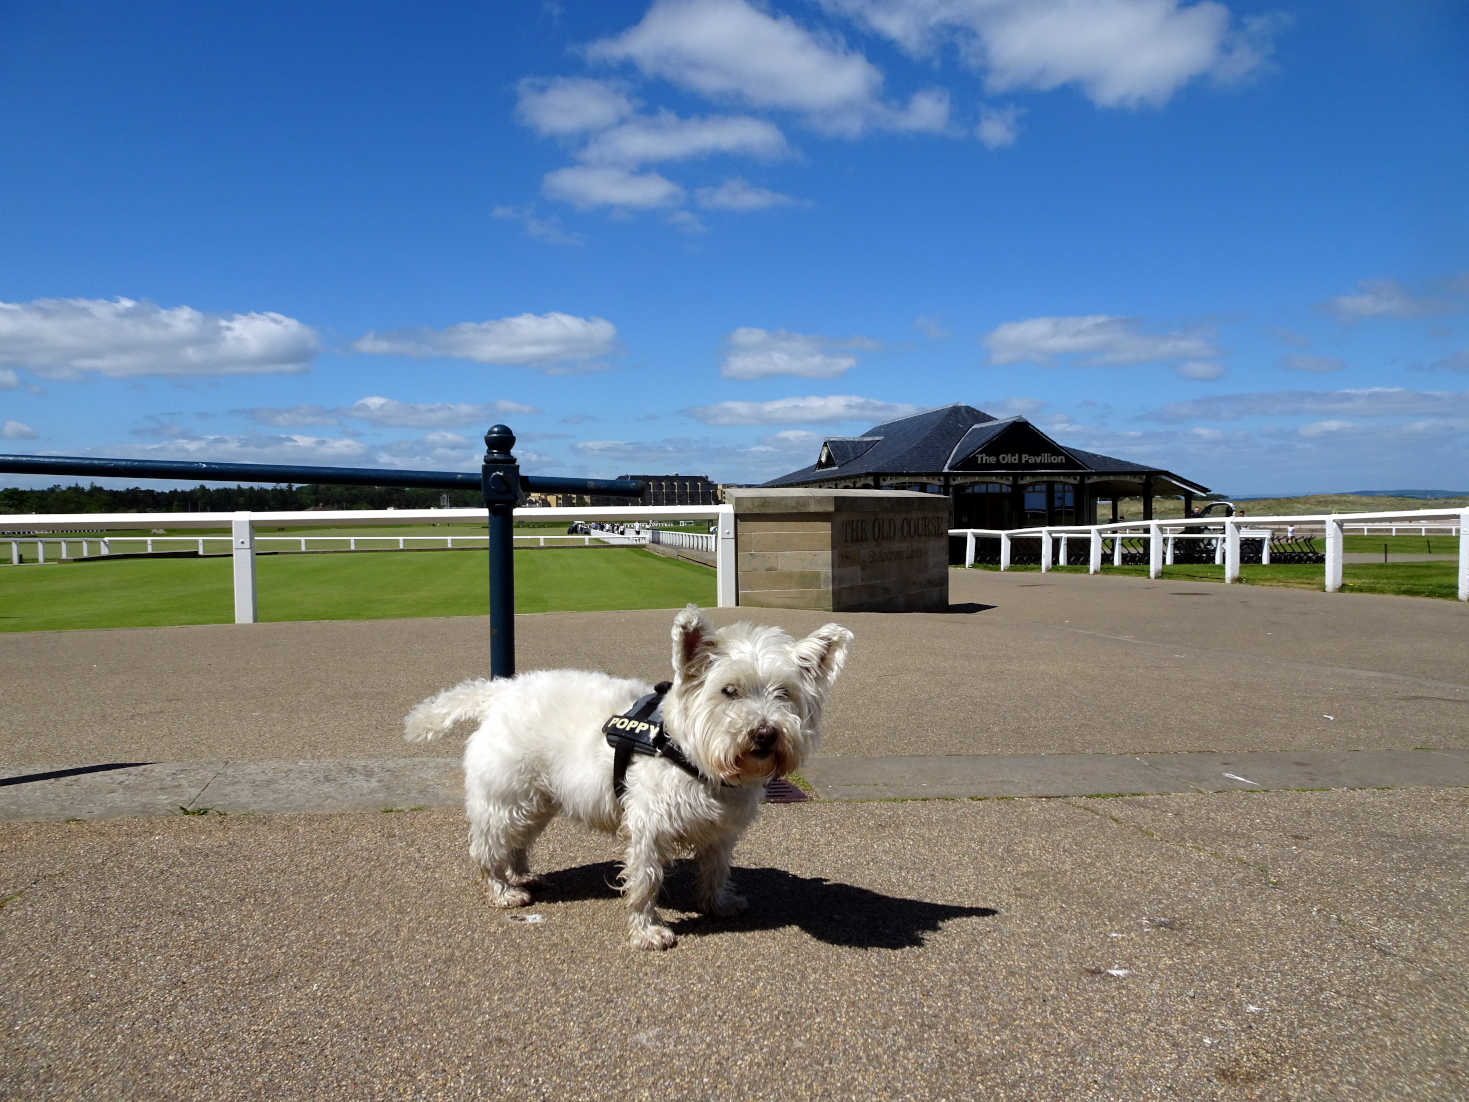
[817,437,881,469]
[947,419,1084,472]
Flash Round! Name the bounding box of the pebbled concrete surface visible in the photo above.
[1,792,1464,1100]
[2,568,1467,1098]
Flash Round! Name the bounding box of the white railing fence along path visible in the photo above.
[3,532,658,563]
[1,505,736,621]
[951,506,1468,602]
[647,527,717,555]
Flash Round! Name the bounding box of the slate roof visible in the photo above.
[765,403,1208,492]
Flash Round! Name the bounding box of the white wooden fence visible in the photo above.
[1,505,736,621]
[952,506,1469,602]
[647,527,717,555]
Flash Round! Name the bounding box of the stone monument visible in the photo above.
[726,488,950,612]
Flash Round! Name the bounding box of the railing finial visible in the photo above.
[484,424,516,459]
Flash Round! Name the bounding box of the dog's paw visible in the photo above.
[488,885,534,908]
[628,923,678,951]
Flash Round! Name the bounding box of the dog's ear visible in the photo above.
[671,604,718,685]
[793,623,853,694]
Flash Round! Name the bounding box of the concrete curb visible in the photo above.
[4,748,1467,821]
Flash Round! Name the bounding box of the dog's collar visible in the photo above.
[603,681,728,798]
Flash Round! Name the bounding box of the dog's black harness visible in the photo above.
[602,681,723,799]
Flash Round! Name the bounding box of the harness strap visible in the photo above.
[604,681,719,799]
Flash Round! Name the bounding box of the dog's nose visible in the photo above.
[751,723,778,753]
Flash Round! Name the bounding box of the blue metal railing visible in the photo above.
[0,424,643,677]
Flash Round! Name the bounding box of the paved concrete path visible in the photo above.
[3,569,1467,1099]
[5,748,1469,820]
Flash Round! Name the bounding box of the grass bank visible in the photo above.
[0,546,715,632]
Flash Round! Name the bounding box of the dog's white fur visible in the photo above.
[404,605,852,949]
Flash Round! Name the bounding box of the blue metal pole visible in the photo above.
[480,425,522,679]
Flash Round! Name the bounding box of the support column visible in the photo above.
[482,425,523,678]
[231,514,257,624]
[1324,517,1343,593]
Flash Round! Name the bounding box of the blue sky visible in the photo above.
[2,0,1466,496]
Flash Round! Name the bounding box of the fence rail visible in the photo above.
[3,530,668,563]
[951,506,1469,602]
[0,426,660,677]
[0,504,735,619]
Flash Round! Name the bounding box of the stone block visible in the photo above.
[727,488,950,613]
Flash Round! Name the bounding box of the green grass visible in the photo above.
[0,546,715,632]
[967,560,1463,600]
[1330,534,1458,555]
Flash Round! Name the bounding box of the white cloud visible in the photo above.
[984,314,1215,366]
[343,396,540,428]
[0,367,18,389]
[542,164,685,209]
[720,327,876,379]
[984,396,1047,418]
[588,0,880,115]
[695,178,799,211]
[131,433,371,465]
[577,112,789,166]
[353,313,616,368]
[585,0,947,136]
[1298,419,1354,438]
[914,314,951,339]
[686,394,919,425]
[1143,387,1469,423]
[244,404,338,427]
[492,205,585,246]
[666,209,708,234]
[1431,349,1469,373]
[0,298,319,379]
[515,76,636,136]
[3,419,37,440]
[976,103,1022,149]
[822,0,1285,109]
[1323,276,1469,322]
[1175,360,1224,380]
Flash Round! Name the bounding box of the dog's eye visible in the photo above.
[720,684,740,698]
[771,686,789,701]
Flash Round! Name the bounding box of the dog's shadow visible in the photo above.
[532,861,996,950]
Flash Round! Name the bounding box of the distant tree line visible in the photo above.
[0,483,485,514]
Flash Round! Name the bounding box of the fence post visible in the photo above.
[482,425,522,678]
[1458,508,1468,602]
[1112,533,1122,567]
[716,504,736,608]
[999,532,1011,571]
[965,531,976,568]
[1040,530,1053,573]
[231,513,257,623]
[1089,529,1102,574]
[1224,519,1240,583]
[1148,523,1162,579]
[1324,517,1343,593]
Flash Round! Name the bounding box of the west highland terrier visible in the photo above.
[404,605,852,949]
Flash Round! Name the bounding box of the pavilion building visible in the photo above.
[764,403,1210,530]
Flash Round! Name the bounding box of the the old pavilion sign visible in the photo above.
[951,422,1085,472]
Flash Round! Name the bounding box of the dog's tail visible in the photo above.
[403,678,506,743]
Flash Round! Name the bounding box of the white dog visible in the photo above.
[404,605,852,949]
